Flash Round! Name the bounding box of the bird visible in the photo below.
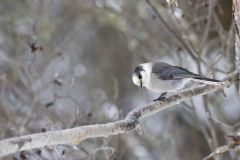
[132,61,221,101]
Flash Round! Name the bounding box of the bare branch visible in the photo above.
[199,0,217,50]
[203,144,239,160]
[203,135,240,160]
[0,71,238,158]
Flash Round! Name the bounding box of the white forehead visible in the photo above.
[140,62,152,74]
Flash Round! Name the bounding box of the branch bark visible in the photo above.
[0,71,238,158]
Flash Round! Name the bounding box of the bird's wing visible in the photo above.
[152,62,197,80]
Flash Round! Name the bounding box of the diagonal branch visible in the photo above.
[203,135,240,160]
[0,71,238,158]
[145,0,198,60]
[203,144,239,160]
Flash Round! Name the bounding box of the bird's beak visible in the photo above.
[140,80,143,88]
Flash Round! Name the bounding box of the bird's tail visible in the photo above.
[191,74,222,84]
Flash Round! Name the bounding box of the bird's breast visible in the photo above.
[145,75,188,92]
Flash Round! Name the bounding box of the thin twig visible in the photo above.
[203,134,240,160]
[203,95,218,151]
[184,99,213,150]
[145,0,198,60]
[203,144,239,160]
[200,0,217,50]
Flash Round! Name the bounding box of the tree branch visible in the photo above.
[203,144,240,160]
[0,71,238,158]
[203,135,240,160]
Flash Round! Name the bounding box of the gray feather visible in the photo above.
[151,62,221,82]
[152,62,197,80]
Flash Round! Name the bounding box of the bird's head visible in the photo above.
[132,65,148,88]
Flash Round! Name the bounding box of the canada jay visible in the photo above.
[132,61,221,101]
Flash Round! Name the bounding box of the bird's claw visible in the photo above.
[153,96,166,102]
[153,92,167,101]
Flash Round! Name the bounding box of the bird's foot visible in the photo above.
[153,96,166,101]
[153,92,167,102]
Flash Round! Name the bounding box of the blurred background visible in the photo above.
[0,0,238,159]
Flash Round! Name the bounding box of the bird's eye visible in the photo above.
[138,74,142,79]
